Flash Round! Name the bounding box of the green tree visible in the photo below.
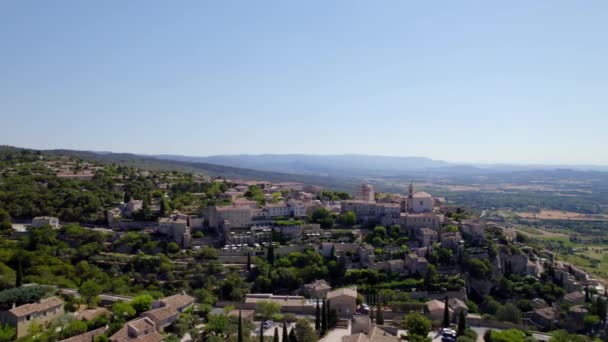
[256,300,281,321]
[131,294,153,314]
[549,330,592,342]
[294,319,317,342]
[321,299,328,334]
[80,279,103,305]
[282,321,288,342]
[403,313,431,338]
[288,328,296,342]
[237,310,243,342]
[0,324,15,342]
[490,329,525,342]
[443,297,450,328]
[62,319,88,339]
[112,301,136,320]
[376,302,384,325]
[205,314,230,336]
[337,211,357,226]
[159,197,171,217]
[483,330,492,342]
[0,209,12,232]
[167,241,180,253]
[267,244,275,265]
[315,299,320,331]
[457,310,466,336]
[495,303,521,324]
[308,208,335,229]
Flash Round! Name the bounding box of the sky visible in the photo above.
[1,1,607,165]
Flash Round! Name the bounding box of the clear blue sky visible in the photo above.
[1,1,607,165]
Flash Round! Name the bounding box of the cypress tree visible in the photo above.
[238,310,243,342]
[289,328,297,342]
[282,321,288,342]
[273,327,279,342]
[326,300,332,329]
[260,326,264,342]
[315,299,321,331]
[376,302,383,325]
[16,259,23,287]
[267,243,275,265]
[321,299,328,334]
[457,310,466,336]
[443,296,450,328]
[483,329,492,342]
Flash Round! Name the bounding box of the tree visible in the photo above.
[321,299,328,334]
[337,211,357,226]
[131,294,153,314]
[282,321,288,342]
[205,314,229,336]
[167,242,180,253]
[549,330,592,342]
[80,279,103,305]
[0,324,15,342]
[443,297,450,328]
[308,208,335,229]
[457,310,466,336]
[483,329,492,342]
[267,244,275,265]
[376,302,384,325]
[0,209,12,232]
[315,299,320,331]
[288,328,297,342]
[112,301,136,320]
[403,313,431,338]
[294,319,317,342]
[237,310,243,342]
[594,296,607,323]
[159,197,171,217]
[247,252,252,272]
[495,303,521,324]
[256,300,281,321]
[273,327,279,342]
[489,329,525,342]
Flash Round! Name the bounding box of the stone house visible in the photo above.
[327,288,358,318]
[0,296,64,338]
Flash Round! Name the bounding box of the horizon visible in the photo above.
[6,144,608,168]
[2,1,608,164]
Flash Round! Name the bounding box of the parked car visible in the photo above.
[263,320,274,329]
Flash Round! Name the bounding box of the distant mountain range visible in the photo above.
[152,153,608,176]
[2,146,607,192]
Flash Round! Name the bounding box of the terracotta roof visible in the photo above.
[77,307,111,321]
[143,306,179,322]
[534,307,557,320]
[448,298,468,311]
[9,296,63,318]
[425,299,445,313]
[327,288,357,299]
[158,293,194,309]
[110,318,162,342]
[367,326,400,342]
[60,327,108,342]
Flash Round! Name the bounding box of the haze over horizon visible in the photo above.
[2,1,607,165]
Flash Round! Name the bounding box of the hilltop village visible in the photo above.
[0,150,606,342]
